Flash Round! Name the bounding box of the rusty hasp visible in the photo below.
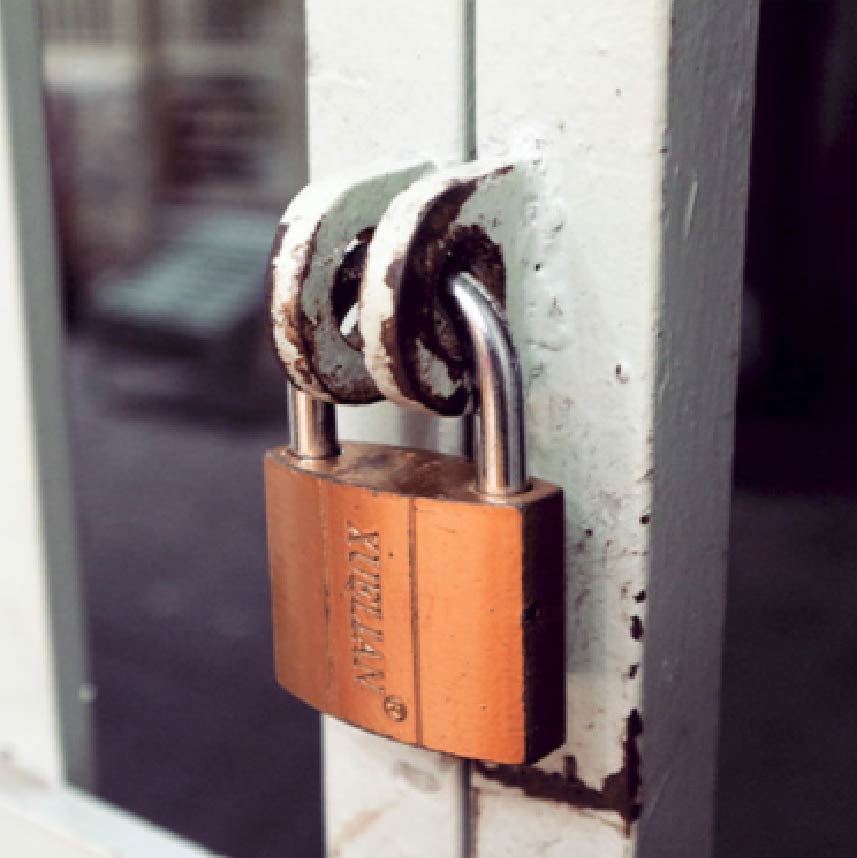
[268,162,433,403]
[360,160,531,415]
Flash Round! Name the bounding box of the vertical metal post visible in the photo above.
[0,0,92,788]
[307,2,469,855]
[470,1,759,856]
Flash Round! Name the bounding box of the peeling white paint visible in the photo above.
[308,1,757,856]
[471,2,758,857]
[270,162,432,402]
[361,159,528,414]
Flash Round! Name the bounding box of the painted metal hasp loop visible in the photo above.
[268,161,433,404]
[361,159,528,416]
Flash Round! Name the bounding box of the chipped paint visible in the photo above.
[268,161,433,403]
[472,708,642,835]
[361,160,528,415]
[467,1,757,856]
[300,0,756,854]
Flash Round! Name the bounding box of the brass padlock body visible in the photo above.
[265,441,565,765]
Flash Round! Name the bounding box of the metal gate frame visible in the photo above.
[0,2,758,856]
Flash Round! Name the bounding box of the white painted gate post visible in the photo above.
[306,4,471,857]
[312,2,759,857]
[474,2,759,856]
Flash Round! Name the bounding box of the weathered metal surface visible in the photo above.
[269,162,432,403]
[305,1,756,854]
[361,160,529,415]
[466,1,759,857]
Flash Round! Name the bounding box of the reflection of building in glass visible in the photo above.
[40,0,300,296]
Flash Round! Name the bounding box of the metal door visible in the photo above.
[0,2,759,856]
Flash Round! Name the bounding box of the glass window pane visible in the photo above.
[40,3,320,855]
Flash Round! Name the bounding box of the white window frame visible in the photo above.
[311,2,758,857]
[0,3,217,854]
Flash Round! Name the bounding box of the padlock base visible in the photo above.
[265,441,565,765]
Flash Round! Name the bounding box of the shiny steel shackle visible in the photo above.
[286,386,338,460]
[287,270,527,498]
[445,272,527,496]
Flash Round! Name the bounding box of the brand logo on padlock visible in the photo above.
[345,523,391,701]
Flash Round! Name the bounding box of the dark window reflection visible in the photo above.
[41,2,320,856]
[720,3,857,857]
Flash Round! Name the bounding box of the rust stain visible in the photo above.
[278,297,316,390]
[329,226,374,351]
[318,225,382,402]
[381,173,507,415]
[267,220,325,393]
[267,222,321,391]
[265,224,289,346]
[269,215,383,402]
[472,708,643,836]
[330,804,390,856]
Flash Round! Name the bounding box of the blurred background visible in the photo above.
[38,2,319,856]
[33,1,857,856]
[718,3,857,856]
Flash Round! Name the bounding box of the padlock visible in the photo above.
[264,271,565,765]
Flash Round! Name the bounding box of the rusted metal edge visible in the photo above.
[472,708,643,836]
[268,161,433,403]
[361,160,523,416]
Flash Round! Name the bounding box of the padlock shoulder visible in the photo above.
[265,440,565,764]
[265,441,561,507]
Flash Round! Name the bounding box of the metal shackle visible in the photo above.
[287,386,338,460]
[286,272,527,498]
[445,272,527,497]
